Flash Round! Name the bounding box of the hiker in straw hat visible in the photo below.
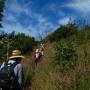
[9,50,24,58]
[0,49,24,90]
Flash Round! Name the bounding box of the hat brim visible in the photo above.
[36,51,39,53]
[9,55,24,59]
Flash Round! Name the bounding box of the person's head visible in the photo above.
[8,49,24,62]
[40,43,44,47]
[35,49,39,53]
[41,43,43,46]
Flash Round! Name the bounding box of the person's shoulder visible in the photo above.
[17,63,23,68]
[8,59,15,64]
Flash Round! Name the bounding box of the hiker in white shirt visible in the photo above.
[40,44,44,56]
[34,49,41,66]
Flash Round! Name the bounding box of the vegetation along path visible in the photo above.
[23,39,90,90]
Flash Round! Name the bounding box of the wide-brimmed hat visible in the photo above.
[9,50,24,59]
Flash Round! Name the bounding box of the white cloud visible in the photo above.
[58,17,70,25]
[2,16,55,38]
[65,0,90,14]
[3,12,55,38]
[2,0,58,39]
[5,0,33,19]
[3,13,17,22]
[58,16,76,25]
[2,22,30,34]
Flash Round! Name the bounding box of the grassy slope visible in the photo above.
[23,32,90,90]
[30,42,56,90]
[30,42,74,90]
[30,41,90,90]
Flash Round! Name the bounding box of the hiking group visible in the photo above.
[34,44,44,66]
[0,50,24,90]
[0,43,45,90]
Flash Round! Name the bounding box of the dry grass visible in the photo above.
[23,41,90,90]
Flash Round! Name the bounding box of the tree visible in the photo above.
[0,0,5,27]
[47,21,78,42]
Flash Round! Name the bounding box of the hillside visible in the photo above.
[30,42,55,90]
[0,0,90,90]
[22,42,55,90]
[8,24,90,90]
[23,30,90,90]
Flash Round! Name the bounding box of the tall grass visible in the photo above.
[30,30,90,90]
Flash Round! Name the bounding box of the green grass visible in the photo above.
[29,30,90,90]
[30,42,90,90]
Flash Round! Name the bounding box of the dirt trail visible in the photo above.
[20,45,41,90]
[21,42,55,90]
[21,46,38,67]
[28,43,55,90]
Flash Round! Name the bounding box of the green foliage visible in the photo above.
[0,36,15,61]
[30,24,90,90]
[76,29,90,42]
[54,40,77,71]
[0,32,36,63]
[23,67,33,88]
[74,72,90,90]
[15,33,36,53]
[48,22,78,42]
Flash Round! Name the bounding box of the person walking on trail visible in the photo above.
[40,44,44,56]
[0,49,24,90]
[34,49,41,66]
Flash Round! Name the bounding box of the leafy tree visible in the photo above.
[0,36,15,62]
[14,33,36,53]
[48,22,78,42]
[0,32,36,62]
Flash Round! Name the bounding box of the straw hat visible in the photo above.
[9,50,24,59]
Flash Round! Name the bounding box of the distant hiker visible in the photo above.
[34,49,41,66]
[0,49,24,90]
[40,43,44,56]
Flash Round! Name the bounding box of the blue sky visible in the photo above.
[1,0,90,38]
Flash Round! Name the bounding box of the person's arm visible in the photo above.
[17,64,23,85]
[0,62,5,70]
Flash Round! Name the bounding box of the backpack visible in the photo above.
[0,62,18,88]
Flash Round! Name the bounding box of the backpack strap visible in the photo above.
[9,62,18,78]
[11,62,18,68]
[4,61,18,69]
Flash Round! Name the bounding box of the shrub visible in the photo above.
[0,36,15,62]
[48,22,78,42]
[0,32,36,63]
[15,33,36,53]
[54,40,77,71]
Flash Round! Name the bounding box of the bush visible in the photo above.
[0,32,36,63]
[15,33,36,53]
[48,22,78,42]
[54,40,77,71]
[0,36,15,62]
